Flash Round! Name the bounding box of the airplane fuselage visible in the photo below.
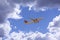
[32,19,39,23]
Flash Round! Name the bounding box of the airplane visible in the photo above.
[24,20,32,24]
[24,17,43,24]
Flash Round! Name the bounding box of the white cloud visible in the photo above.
[3,31,57,40]
[19,0,60,11]
[1,0,60,24]
[0,16,60,40]
[0,0,23,39]
[0,20,11,38]
[48,15,60,33]
[8,4,22,19]
[4,15,60,40]
[0,38,2,40]
[0,0,22,23]
[47,15,60,40]
[4,31,45,40]
[0,0,60,40]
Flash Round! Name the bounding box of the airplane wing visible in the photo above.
[30,17,43,23]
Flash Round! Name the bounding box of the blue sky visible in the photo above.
[0,0,60,40]
[9,6,60,33]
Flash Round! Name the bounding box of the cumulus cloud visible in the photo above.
[0,28,4,37]
[6,0,60,11]
[34,0,60,8]
[47,15,60,40]
[0,0,60,40]
[33,0,60,11]
[2,15,60,40]
[0,0,22,23]
[0,21,11,38]
[18,0,60,10]
[0,0,22,39]
[3,31,45,40]
[8,4,22,19]
[2,31,57,40]
[0,0,60,24]
[48,15,60,33]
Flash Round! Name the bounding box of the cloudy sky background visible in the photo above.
[0,0,60,40]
